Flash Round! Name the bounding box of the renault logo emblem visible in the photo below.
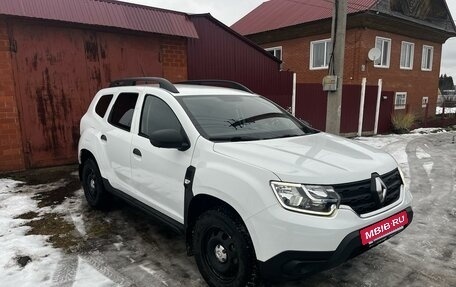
[374,177,388,203]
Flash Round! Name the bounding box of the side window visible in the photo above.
[140,95,183,138]
[400,41,414,70]
[374,37,391,68]
[95,94,113,118]
[265,46,282,60]
[310,39,332,69]
[394,92,407,110]
[421,45,434,71]
[108,93,139,131]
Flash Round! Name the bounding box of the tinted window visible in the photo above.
[140,95,183,137]
[95,94,113,118]
[178,95,314,142]
[108,93,138,131]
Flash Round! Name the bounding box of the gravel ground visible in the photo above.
[0,131,455,287]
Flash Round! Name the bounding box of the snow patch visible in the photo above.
[416,147,431,159]
[411,128,447,134]
[423,162,434,177]
[73,257,115,287]
[0,179,62,287]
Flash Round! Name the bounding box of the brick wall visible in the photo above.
[261,27,442,117]
[0,19,24,172]
[161,37,188,82]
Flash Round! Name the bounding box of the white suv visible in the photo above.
[78,77,413,286]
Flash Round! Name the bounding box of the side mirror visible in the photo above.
[149,129,190,151]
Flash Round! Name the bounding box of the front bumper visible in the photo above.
[258,207,413,281]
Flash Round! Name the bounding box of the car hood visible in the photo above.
[213,133,397,184]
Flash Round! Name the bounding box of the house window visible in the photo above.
[395,92,407,110]
[422,97,429,108]
[265,46,282,60]
[400,41,414,70]
[310,39,332,69]
[374,37,391,68]
[422,45,434,71]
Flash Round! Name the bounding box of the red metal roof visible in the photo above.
[232,0,379,35]
[0,0,198,38]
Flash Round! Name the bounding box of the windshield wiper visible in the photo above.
[229,113,287,128]
[273,134,300,139]
[208,136,258,142]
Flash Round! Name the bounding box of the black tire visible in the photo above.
[81,158,111,210]
[193,208,259,287]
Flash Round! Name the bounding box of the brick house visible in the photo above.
[233,0,456,120]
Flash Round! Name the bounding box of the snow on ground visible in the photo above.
[0,179,61,287]
[72,257,114,287]
[0,177,119,287]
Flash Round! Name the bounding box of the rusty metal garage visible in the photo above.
[0,0,197,171]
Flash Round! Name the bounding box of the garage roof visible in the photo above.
[0,0,198,38]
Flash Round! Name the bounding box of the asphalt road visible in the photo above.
[3,132,456,287]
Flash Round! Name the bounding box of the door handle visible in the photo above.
[101,134,107,142]
[133,148,142,157]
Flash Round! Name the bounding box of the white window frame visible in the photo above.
[374,36,392,68]
[400,41,414,70]
[310,38,332,70]
[394,92,407,110]
[421,45,434,71]
[422,97,429,108]
[265,46,282,61]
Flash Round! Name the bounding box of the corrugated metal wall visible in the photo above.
[9,19,163,168]
[187,16,294,109]
[295,83,394,134]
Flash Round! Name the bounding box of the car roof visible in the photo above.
[99,84,257,97]
[173,84,256,96]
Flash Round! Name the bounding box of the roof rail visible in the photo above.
[109,77,179,93]
[176,80,254,94]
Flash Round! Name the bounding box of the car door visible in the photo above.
[102,91,139,190]
[131,94,193,223]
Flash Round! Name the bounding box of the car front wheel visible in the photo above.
[193,208,259,287]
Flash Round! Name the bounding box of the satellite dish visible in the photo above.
[368,48,381,61]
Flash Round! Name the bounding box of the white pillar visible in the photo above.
[292,73,297,116]
[374,79,383,135]
[358,77,367,137]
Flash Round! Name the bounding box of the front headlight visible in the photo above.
[271,181,340,216]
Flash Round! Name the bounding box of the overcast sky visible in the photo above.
[122,0,456,78]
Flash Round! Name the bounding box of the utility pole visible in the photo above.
[325,0,347,134]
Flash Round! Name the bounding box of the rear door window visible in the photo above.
[108,93,139,131]
[95,94,113,118]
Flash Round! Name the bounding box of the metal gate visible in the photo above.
[9,19,162,168]
[295,83,394,134]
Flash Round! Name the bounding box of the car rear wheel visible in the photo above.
[193,208,259,287]
[81,158,110,209]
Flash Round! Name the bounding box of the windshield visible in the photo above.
[178,95,316,142]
